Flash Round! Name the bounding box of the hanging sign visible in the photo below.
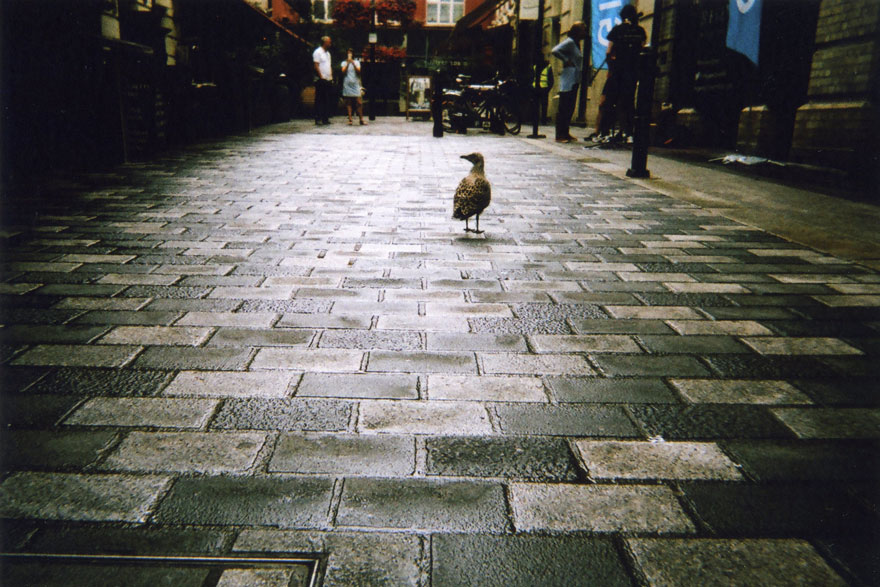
[520,0,539,21]
[725,0,762,65]
[591,0,633,69]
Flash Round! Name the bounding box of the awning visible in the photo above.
[236,0,311,46]
[453,0,509,32]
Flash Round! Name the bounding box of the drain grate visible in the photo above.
[1,552,322,587]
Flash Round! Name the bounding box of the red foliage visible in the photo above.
[332,0,372,28]
[361,45,407,61]
[333,0,416,29]
[375,0,416,26]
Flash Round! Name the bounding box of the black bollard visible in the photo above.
[432,73,444,138]
[627,47,658,179]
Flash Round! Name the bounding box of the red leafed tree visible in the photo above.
[375,0,416,27]
[332,0,372,29]
[332,0,416,29]
[362,45,407,61]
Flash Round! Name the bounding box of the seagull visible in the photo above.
[452,152,491,234]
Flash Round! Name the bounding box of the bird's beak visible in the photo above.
[460,154,473,162]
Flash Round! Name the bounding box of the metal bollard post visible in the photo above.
[432,73,444,138]
[627,47,658,179]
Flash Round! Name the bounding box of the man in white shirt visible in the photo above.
[551,22,586,142]
[313,36,333,125]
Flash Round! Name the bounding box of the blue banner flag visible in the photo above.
[726,0,762,65]
[592,0,632,70]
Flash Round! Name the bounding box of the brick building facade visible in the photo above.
[789,0,879,184]
[648,0,878,190]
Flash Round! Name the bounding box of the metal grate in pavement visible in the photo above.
[0,552,322,587]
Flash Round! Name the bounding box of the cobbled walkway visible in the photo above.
[1,119,879,586]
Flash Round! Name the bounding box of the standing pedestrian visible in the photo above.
[313,36,334,125]
[341,49,366,126]
[590,5,646,143]
[551,21,587,143]
[533,60,554,125]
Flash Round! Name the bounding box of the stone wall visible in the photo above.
[790,0,880,184]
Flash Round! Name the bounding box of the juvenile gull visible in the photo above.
[452,152,491,234]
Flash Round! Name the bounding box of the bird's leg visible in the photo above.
[464,218,471,232]
[473,214,484,234]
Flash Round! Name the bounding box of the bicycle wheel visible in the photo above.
[497,101,521,135]
[441,100,460,133]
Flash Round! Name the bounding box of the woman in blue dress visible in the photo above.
[341,49,366,125]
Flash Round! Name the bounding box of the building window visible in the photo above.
[313,0,335,22]
[426,0,464,24]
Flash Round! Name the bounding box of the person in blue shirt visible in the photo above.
[551,21,587,143]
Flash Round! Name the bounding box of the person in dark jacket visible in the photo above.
[591,5,646,143]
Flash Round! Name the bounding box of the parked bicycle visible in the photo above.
[440,74,522,135]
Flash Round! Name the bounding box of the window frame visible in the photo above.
[425,0,464,25]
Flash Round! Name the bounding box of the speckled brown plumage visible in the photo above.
[453,152,491,233]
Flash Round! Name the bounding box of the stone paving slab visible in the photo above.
[629,404,795,439]
[269,433,415,476]
[177,311,278,328]
[427,374,546,402]
[668,378,813,405]
[63,397,218,429]
[296,372,418,399]
[0,324,110,345]
[336,477,509,532]
[770,407,880,439]
[163,371,298,398]
[425,436,580,481]
[358,400,492,435]
[575,440,743,480]
[1,394,81,429]
[3,120,880,585]
[627,538,847,586]
[26,367,173,397]
[250,348,364,371]
[233,529,424,587]
[23,524,231,556]
[680,482,877,537]
[493,404,640,437]
[10,344,142,367]
[547,376,677,403]
[97,325,214,346]
[723,440,880,481]
[131,346,253,370]
[432,534,632,587]
[480,352,595,375]
[210,398,352,432]
[509,482,696,533]
[0,472,171,523]
[72,309,182,326]
[153,475,335,529]
[426,332,527,352]
[101,431,268,474]
[2,430,118,471]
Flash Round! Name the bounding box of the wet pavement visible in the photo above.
[1,117,879,586]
